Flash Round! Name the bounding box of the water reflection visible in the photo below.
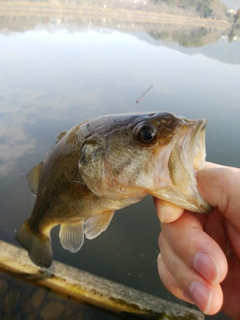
[1,0,240,52]
[0,1,239,319]
[0,114,35,176]
[0,271,120,319]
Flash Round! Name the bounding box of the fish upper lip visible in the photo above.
[177,119,207,183]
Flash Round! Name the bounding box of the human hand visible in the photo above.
[154,163,240,318]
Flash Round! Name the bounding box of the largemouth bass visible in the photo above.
[16,112,212,268]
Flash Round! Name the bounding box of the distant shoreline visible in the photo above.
[0,1,231,30]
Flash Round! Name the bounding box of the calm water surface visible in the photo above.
[0,1,240,319]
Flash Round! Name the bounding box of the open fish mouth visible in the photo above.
[158,118,212,213]
[168,119,207,184]
[190,120,208,173]
[179,119,207,180]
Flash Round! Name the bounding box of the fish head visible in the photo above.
[78,112,212,213]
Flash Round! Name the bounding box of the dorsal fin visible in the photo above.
[26,161,44,195]
[56,131,67,143]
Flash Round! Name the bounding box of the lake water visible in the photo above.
[0,1,239,319]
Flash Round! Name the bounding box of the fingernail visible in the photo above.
[189,281,213,314]
[193,251,220,284]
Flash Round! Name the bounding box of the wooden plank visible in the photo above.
[0,241,204,319]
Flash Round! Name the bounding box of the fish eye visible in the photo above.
[135,124,157,145]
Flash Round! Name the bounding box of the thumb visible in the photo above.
[153,198,184,223]
[196,167,240,230]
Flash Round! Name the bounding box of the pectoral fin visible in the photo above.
[85,211,115,240]
[59,221,84,253]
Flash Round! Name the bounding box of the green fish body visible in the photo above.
[16,112,211,268]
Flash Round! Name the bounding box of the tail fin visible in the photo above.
[16,219,52,268]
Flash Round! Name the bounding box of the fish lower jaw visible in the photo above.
[152,186,212,213]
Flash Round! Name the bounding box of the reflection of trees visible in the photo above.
[174,28,209,47]
[25,0,228,20]
[0,0,231,24]
[228,10,240,42]
[149,26,226,48]
[0,16,51,34]
[234,9,240,24]
[157,0,213,17]
[173,27,208,47]
[0,0,233,49]
[151,0,227,19]
[228,27,235,42]
[3,0,226,19]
